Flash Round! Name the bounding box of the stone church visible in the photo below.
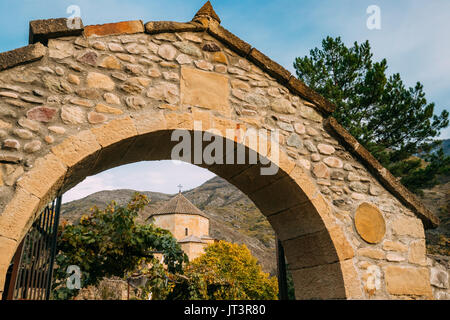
[146,191,215,261]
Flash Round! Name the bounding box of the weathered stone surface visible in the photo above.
[0,43,46,71]
[147,82,179,105]
[48,126,65,135]
[357,248,385,260]
[42,75,73,94]
[174,41,202,57]
[61,106,85,124]
[75,88,101,100]
[26,106,57,122]
[430,267,449,289]
[29,18,84,44]
[23,140,42,153]
[271,99,295,114]
[194,60,213,71]
[67,74,80,85]
[2,139,20,150]
[18,118,39,132]
[87,111,107,124]
[86,72,115,91]
[384,266,432,296]
[84,20,144,37]
[317,143,335,155]
[125,96,146,110]
[77,51,98,66]
[323,156,343,168]
[95,103,123,115]
[299,105,322,122]
[99,55,122,69]
[108,43,125,52]
[157,44,177,60]
[349,181,369,193]
[313,162,330,179]
[391,216,425,238]
[180,67,229,116]
[291,259,362,299]
[386,253,405,262]
[13,129,33,140]
[408,240,427,266]
[70,97,94,108]
[103,93,120,105]
[382,240,408,252]
[287,134,302,148]
[91,117,137,147]
[144,21,204,34]
[0,120,12,130]
[176,54,192,65]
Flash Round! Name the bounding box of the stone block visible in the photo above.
[16,153,67,201]
[51,130,101,168]
[283,225,354,269]
[0,187,40,241]
[0,43,46,71]
[29,18,84,44]
[384,266,432,297]
[180,67,230,116]
[145,21,204,34]
[84,20,144,37]
[291,259,362,299]
[91,117,138,148]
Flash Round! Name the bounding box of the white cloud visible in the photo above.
[63,161,216,203]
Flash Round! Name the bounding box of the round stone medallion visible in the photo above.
[355,202,386,244]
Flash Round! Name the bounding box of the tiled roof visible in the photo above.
[149,192,207,218]
[178,235,205,244]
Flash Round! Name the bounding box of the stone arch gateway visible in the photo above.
[0,2,440,299]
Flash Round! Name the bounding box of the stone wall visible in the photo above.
[0,18,444,299]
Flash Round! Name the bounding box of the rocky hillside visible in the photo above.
[60,176,277,275]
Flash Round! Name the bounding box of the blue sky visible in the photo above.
[1,1,448,201]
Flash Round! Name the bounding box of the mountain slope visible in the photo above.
[60,177,277,275]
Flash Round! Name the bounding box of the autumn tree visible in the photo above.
[169,241,278,300]
[294,36,449,194]
[52,193,187,300]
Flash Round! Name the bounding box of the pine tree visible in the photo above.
[294,36,449,193]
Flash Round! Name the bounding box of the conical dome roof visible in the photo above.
[149,192,207,218]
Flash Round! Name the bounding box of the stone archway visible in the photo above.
[0,2,438,299]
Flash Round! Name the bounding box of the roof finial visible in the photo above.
[177,184,183,193]
[192,1,221,24]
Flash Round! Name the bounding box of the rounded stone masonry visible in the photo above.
[354,202,386,244]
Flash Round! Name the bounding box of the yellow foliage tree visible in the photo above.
[169,241,278,300]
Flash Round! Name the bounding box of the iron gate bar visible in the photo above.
[6,195,62,300]
[276,237,288,300]
[46,195,62,300]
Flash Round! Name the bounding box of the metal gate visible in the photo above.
[3,196,62,300]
